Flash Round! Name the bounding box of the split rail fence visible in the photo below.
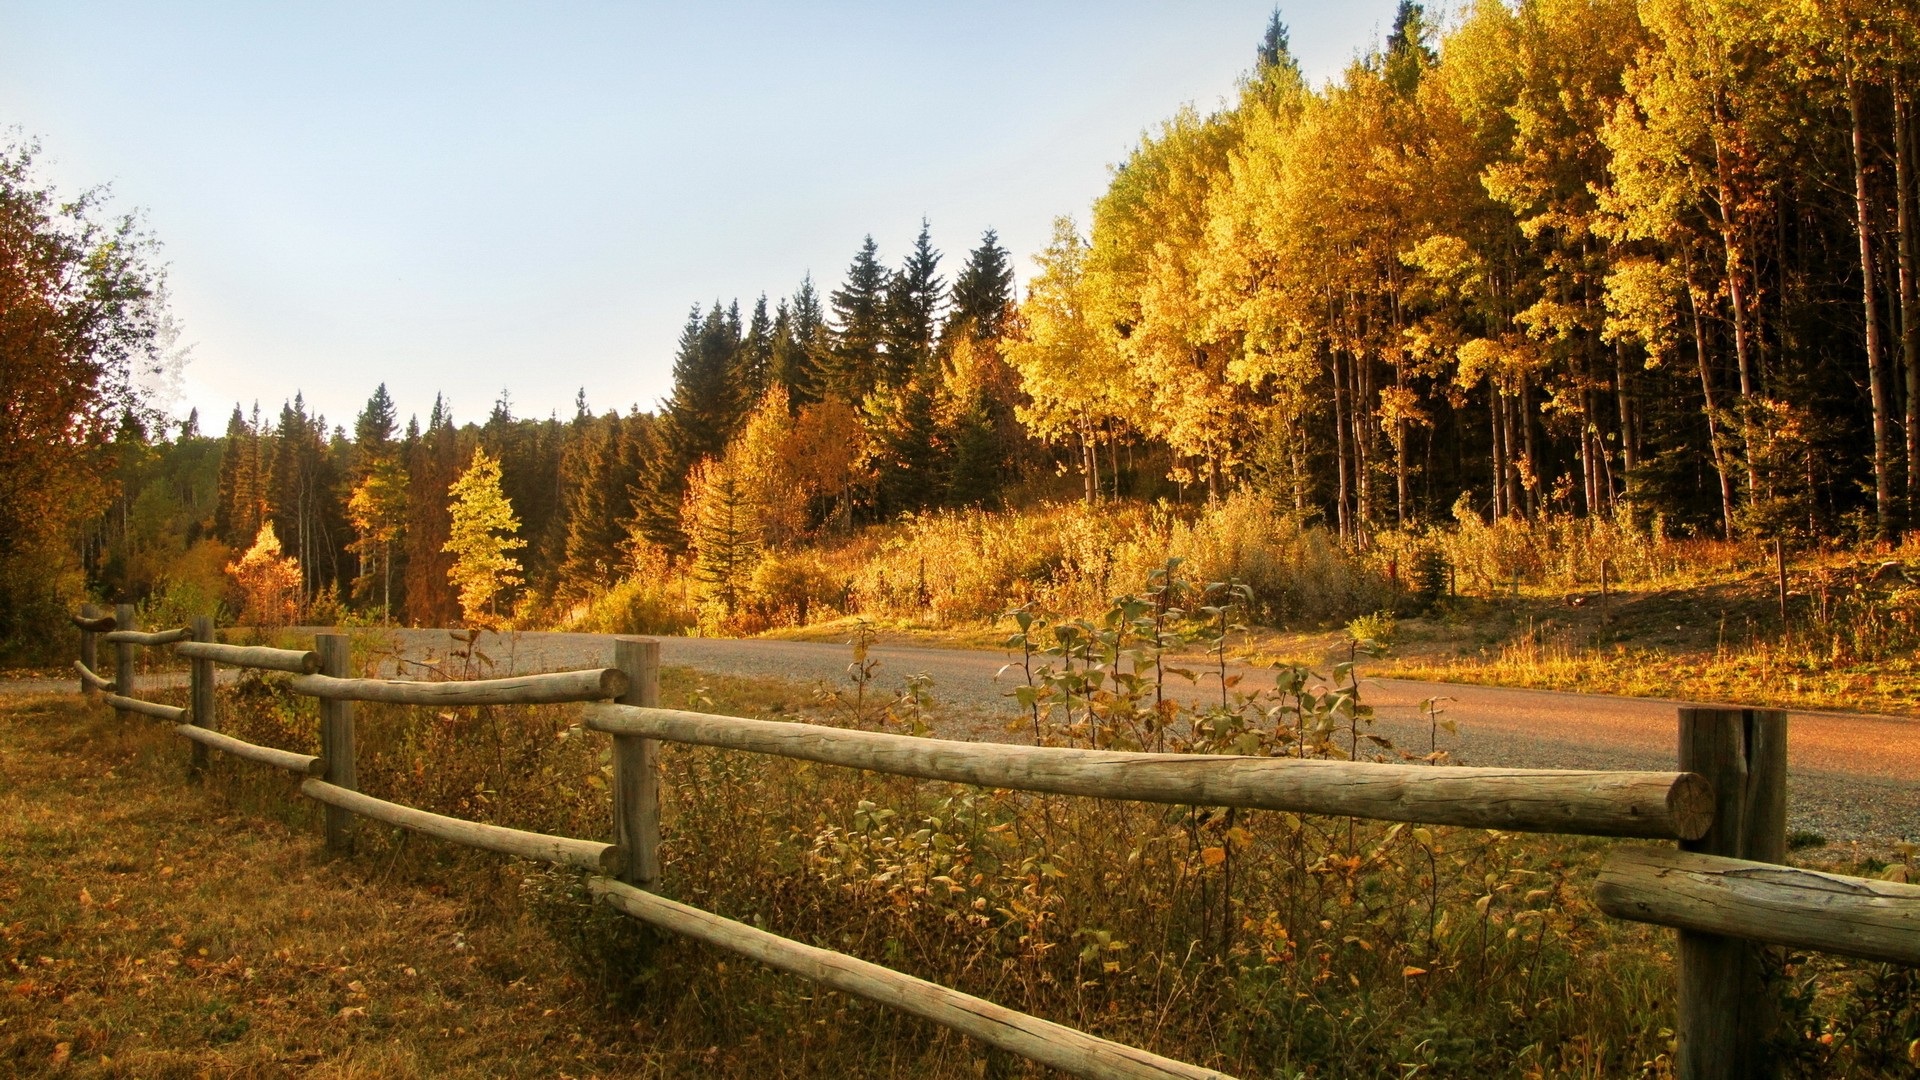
[64,604,1920,1080]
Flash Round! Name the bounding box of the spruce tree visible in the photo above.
[354,383,397,450]
[1256,9,1295,74]
[826,236,889,402]
[944,229,1015,344]
[736,295,774,407]
[946,393,1002,508]
[773,276,828,407]
[883,221,944,387]
[632,303,741,555]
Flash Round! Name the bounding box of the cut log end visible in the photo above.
[1666,772,1716,841]
[598,667,631,700]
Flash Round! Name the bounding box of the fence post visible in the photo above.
[316,633,357,851]
[1676,707,1788,1080]
[189,615,216,775]
[611,637,661,889]
[113,603,136,721]
[78,602,100,696]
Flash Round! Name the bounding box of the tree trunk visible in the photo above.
[1895,81,1918,531]
[1849,71,1893,540]
[1615,341,1638,508]
[1333,349,1352,540]
[1490,389,1507,519]
[1690,277,1737,539]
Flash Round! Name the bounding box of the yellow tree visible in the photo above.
[1003,217,1134,502]
[1087,108,1246,497]
[228,522,303,627]
[443,448,525,628]
[346,453,408,620]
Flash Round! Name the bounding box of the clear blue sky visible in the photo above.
[3,1,1402,432]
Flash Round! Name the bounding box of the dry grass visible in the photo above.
[0,694,674,1078]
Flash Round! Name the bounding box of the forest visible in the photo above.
[8,0,1920,657]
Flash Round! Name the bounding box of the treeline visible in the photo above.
[85,222,1025,626]
[1008,0,1920,543]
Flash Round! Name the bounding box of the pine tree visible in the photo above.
[214,404,264,543]
[1256,9,1295,75]
[632,303,744,555]
[826,236,890,401]
[944,229,1015,344]
[444,446,526,627]
[865,366,947,516]
[683,456,760,618]
[773,276,828,406]
[883,221,945,387]
[736,296,774,406]
[353,383,397,450]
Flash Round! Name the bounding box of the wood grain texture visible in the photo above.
[589,877,1233,1080]
[611,638,661,890]
[174,640,319,674]
[302,780,623,874]
[289,667,627,705]
[1596,847,1920,966]
[583,704,1714,840]
[102,627,194,646]
[72,660,114,692]
[316,635,357,852]
[173,723,323,775]
[1676,707,1789,1080]
[101,693,186,722]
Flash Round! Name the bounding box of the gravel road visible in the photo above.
[12,627,1915,844]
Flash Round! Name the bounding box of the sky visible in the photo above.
[2,1,1403,433]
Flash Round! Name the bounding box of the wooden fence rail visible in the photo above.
[584,703,1713,840]
[62,615,1920,1080]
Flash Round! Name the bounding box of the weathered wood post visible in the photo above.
[315,633,357,851]
[113,603,136,721]
[1676,706,1789,1080]
[611,637,661,889]
[189,615,216,775]
[78,602,101,695]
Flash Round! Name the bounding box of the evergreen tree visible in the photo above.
[883,221,945,387]
[1257,9,1296,74]
[353,383,397,450]
[736,295,774,406]
[683,456,760,618]
[826,236,890,401]
[1384,1,1435,95]
[865,367,947,516]
[214,404,265,543]
[945,393,1002,508]
[633,303,741,554]
[773,276,828,406]
[944,229,1015,345]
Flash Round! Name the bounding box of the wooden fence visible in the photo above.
[62,604,1920,1080]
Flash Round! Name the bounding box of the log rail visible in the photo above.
[59,614,1920,1080]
